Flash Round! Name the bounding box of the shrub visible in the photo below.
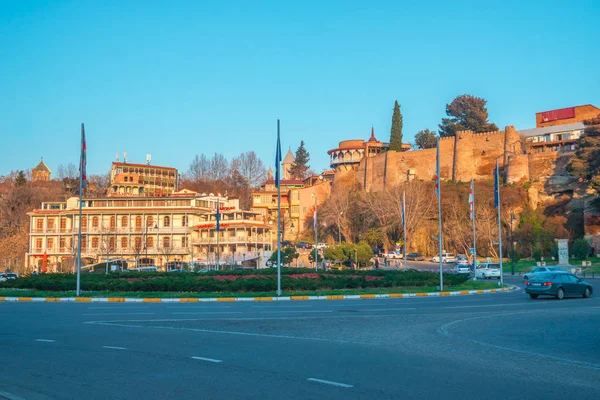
[571,238,591,259]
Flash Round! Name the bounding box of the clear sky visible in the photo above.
[1,0,599,177]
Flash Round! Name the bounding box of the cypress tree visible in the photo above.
[389,100,403,151]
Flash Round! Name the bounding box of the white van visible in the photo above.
[432,253,456,263]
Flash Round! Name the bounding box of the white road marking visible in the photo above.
[102,346,127,350]
[35,339,55,343]
[307,378,353,388]
[83,312,156,316]
[191,356,222,363]
[88,306,149,310]
[171,312,243,315]
[0,391,27,400]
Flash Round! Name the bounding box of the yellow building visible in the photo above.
[32,158,51,182]
[109,161,178,196]
[26,190,271,272]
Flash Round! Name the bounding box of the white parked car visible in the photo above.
[475,263,501,279]
[315,243,327,250]
[451,264,471,274]
[432,253,456,263]
[385,251,403,259]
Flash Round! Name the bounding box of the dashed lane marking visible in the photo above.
[35,339,55,342]
[191,356,223,363]
[102,346,127,350]
[307,378,353,388]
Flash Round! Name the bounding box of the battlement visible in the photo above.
[439,136,455,141]
[470,129,505,137]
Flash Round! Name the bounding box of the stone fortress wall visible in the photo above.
[344,126,546,190]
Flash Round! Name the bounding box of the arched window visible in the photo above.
[147,237,154,249]
[60,218,67,231]
[146,216,154,228]
[92,237,99,249]
[182,215,188,227]
[92,217,99,228]
[121,237,128,249]
[135,216,142,231]
[81,216,88,232]
[162,237,170,248]
[134,237,142,250]
[110,216,116,230]
[163,216,171,227]
[109,237,115,251]
[121,216,128,228]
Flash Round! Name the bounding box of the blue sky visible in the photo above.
[1,0,599,177]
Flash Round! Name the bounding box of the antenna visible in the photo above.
[146,154,152,165]
[123,151,127,163]
[116,152,119,162]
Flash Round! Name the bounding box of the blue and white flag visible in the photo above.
[275,120,282,188]
[494,160,500,208]
[469,179,474,220]
[79,123,87,190]
[435,138,440,197]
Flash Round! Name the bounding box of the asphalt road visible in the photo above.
[1,284,599,400]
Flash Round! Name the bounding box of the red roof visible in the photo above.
[539,107,576,123]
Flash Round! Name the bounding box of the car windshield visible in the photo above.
[548,267,564,271]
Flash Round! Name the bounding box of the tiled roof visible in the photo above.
[282,150,295,164]
[33,159,51,173]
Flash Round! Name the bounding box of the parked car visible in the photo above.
[295,241,313,249]
[523,266,567,280]
[406,253,425,261]
[525,272,593,300]
[475,263,501,279]
[432,253,456,263]
[456,254,469,266]
[0,272,19,280]
[315,243,327,250]
[385,251,403,259]
[281,240,294,248]
[451,264,471,274]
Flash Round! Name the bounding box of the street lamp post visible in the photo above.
[312,193,318,271]
[510,208,516,275]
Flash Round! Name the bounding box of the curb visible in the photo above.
[0,286,517,303]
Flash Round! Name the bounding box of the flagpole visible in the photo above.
[471,179,477,281]
[436,138,444,291]
[76,123,85,296]
[276,120,282,296]
[496,160,504,286]
[216,198,220,271]
[402,190,407,269]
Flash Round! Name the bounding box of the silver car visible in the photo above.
[523,266,567,280]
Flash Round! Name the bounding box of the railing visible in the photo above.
[192,237,271,245]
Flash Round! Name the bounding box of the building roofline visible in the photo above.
[111,162,178,171]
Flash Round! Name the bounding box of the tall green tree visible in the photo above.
[439,94,498,137]
[568,116,600,191]
[414,129,437,149]
[288,141,310,179]
[14,171,27,187]
[389,100,404,151]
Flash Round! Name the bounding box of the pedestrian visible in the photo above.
[374,258,380,269]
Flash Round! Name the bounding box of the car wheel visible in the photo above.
[556,287,565,300]
[583,287,591,298]
[523,275,529,280]
[481,273,486,279]
[529,294,539,299]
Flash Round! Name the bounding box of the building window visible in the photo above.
[36,219,43,230]
[134,237,142,251]
[121,237,128,249]
[81,237,87,250]
[146,216,154,228]
[147,237,154,249]
[92,237,99,249]
[36,238,42,250]
[47,219,55,229]
[110,216,116,229]
[60,237,66,250]
[60,218,67,230]
[162,237,171,248]
[181,237,187,247]
[182,216,188,227]
[163,216,170,227]
[135,216,142,231]
[92,217,99,228]
[109,237,115,251]
[47,238,54,250]
[81,216,88,232]
[121,216,128,228]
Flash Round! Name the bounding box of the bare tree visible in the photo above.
[56,163,78,181]
[186,154,211,183]
[234,151,267,188]
[208,153,229,182]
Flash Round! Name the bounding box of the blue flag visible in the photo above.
[215,204,221,232]
[275,120,281,188]
[494,160,500,208]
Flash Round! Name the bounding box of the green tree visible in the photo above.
[571,238,591,259]
[439,94,498,137]
[568,116,600,191]
[288,141,310,179]
[414,129,437,149]
[308,249,323,263]
[269,247,299,266]
[322,242,373,268]
[14,171,27,187]
[389,100,404,151]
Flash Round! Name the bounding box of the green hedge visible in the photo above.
[0,269,469,293]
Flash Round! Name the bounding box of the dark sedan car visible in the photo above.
[525,272,593,300]
[406,253,425,261]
